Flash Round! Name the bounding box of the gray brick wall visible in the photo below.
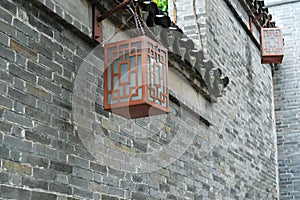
[0,0,278,199]
[266,1,300,199]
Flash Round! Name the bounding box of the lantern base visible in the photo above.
[261,55,283,64]
[105,104,169,119]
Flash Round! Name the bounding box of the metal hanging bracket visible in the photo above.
[93,6,103,43]
[97,0,131,22]
[250,12,271,32]
[93,0,132,43]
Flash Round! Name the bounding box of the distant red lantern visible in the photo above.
[261,27,284,64]
[104,35,169,119]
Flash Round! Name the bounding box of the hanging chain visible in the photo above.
[138,14,165,46]
[133,2,145,35]
[132,1,164,46]
[103,0,166,46]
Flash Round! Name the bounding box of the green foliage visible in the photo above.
[153,0,168,12]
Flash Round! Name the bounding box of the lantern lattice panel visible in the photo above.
[261,28,284,64]
[104,36,169,118]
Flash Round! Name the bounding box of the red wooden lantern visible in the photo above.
[104,35,169,119]
[261,27,284,64]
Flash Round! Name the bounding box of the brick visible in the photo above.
[3,110,33,127]
[13,77,25,91]
[73,145,94,160]
[34,122,58,137]
[131,192,149,199]
[0,107,4,116]
[4,134,33,152]
[108,167,125,178]
[45,0,55,11]
[63,68,73,80]
[22,177,48,190]
[0,70,13,86]
[0,31,9,46]
[68,155,89,169]
[15,53,25,67]
[91,162,107,174]
[32,191,57,200]
[0,172,9,183]
[40,34,62,54]
[25,106,51,122]
[0,95,13,109]
[25,130,51,145]
[41,24,54,38]
[13,18,38,38]
[10,173,22,186]
[64,13,73,24]
[0,56,8,70]
[33,167,57,180]
[39,54,63,74]
[51,139,74,154]
[132,175,143,183]
[22,153,49,168]
[51,118,73,133]
[55,5,63,17]
[0,44,15,62]
[0,185,30,200]
[0,20,15,36]
[35,20,54,38]
[0,0,16,15]
[53,51,76,72]
[49,182,72,195]
[0,145,9,159]
[75,45,88,58]
[0,81,7,94]
[102,194,119,200]
[28,38,53,59]
[54,33,75,51]
[0,119,12,133]
[8,63,37,84]
[102,175,119,187]
[39,12,63,33]
[9,149,21,162]
[55,173,68,184]
[72,167,94,180]
[50,160,73,174]
[70,176,89,188]
[27,61,52,79]
[2,160,32,175]
[107,186,124,197]
[27,13,39,28]
[8,87,36,107]
[10,39,38,61]
[37,77,62,94]
[53,96,72,110]
[26,83,51,101]
[53,74,73,91]
[0,7,12,23]
[11,125,24,138]
[73,187,94,199]
[67,197,80,200]
[62,47,73,60]
[14,101,25,114]
[14,30,27,44]
[33,143,58,160]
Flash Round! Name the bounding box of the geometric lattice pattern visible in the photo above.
[104,36,169,118]
[261,28,284,64]
[147,42,168,107]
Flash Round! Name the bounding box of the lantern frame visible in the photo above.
[261,27,284,64]
[104,35,169,119]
